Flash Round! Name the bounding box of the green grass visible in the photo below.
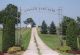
[61,52,74,55]
[39,33,74,55]
[39,34,61,49]
[21,28,31,50]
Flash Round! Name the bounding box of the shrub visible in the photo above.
[62,36,66,40]
[59,46,71,52]
[66,20,78,50]
[7,46,21,54]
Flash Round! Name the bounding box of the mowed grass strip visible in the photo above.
[39,34,61,50]
[21,28,31,50]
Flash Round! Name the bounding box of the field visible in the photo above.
[0,28,31,51]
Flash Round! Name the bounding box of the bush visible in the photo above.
[62,36,66,40]
[7,46,21,54]
[59,46,71,52]
[66,20,78,50]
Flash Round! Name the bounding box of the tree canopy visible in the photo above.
[24,18,33,24]
[24,18,36,27]
[0,4,20,24]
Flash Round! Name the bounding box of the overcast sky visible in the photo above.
[0,0,80,27]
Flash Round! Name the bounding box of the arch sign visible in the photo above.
[23,7,62,16]
[24,7,56,13]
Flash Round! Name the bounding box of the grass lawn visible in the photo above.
[39,34,61,50]
[39,33,74,55]
[21,28,31,50]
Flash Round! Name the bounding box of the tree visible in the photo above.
[49,21,56,34]
[0,4,20,52]
[77,17,80,22]
[32,21,36,27]
[41,20,47,34]
[66,19,78,50]
[24,18,36,27]
[61,16,74,35]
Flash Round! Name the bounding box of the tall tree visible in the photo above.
[41,20,47,34]
[0,4,20,52]
[66,19,78,50]
[49,21,56,34]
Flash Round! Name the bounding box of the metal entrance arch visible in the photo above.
[22,7,62,26]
